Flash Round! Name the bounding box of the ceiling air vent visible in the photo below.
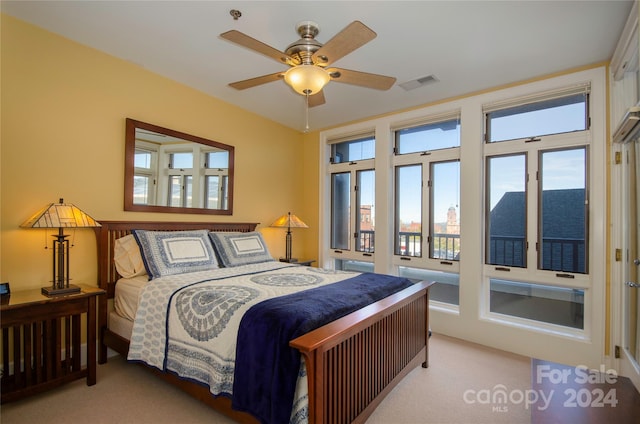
[399,74,439,91]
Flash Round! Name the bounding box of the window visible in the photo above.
[335,259,374,273]
[392,114,461,306]
[485,87,589,143]
[320,69,605,361]
[483,85,591,329]
[329,134,375,256]
[486,154,527,267]
[203,150,230,210]
[133,175,152,205]
[169,152,193,169]
[331,136,374,163]
[166,151,194,207]
[539,148,588,273]
[168,175,192,207]
[356,170,375,252]
[395,165,422,256]
[430,161,460,260]
[395,117,460,154]
[205,150,229,169]
[331,172,351,250]
[490,279,584,329]
[133,146,157,205]
[400,267,460,306]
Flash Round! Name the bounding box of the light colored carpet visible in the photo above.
[0,333,531,424]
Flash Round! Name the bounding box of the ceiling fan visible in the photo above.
[220,21,396,107]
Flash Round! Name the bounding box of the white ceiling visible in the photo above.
[2,1,633,132]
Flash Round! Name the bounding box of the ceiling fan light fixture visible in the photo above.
[284,65,330,95]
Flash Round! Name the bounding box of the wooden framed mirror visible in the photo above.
[124,118,234,215]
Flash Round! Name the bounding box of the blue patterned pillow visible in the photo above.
[209,231,274,267]
[132,229,219,279]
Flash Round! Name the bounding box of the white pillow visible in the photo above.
[113,234,147,278]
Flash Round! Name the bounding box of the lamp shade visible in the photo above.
[270,212,308,262]
[270,212,309,229]
[21,198,101,229]
[21,199,100,296]
[284,65,330,95]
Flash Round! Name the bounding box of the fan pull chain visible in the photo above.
[304,91,310,132]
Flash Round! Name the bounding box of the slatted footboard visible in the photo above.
[291,280,433,424]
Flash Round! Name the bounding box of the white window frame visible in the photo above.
[325,132,376,266]
[319,67,607,367]
[391,111,462,274]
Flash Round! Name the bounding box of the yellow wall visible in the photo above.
[0,14,320,291]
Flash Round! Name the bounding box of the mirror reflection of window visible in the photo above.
[133,176,151,205]
[135,150,152,168]
[168,175,193,208]
[125,118,234,214]
[133,146,157,205]
[169,152,193,169]
[206,151,229,169]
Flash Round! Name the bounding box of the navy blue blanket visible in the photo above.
[231,272,413,424]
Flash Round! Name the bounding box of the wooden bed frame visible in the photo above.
[95,220,433,424]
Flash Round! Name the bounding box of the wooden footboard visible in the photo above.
[94,221,433,424]
[291,281,432,424]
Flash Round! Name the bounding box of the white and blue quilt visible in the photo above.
[127,261,412,424]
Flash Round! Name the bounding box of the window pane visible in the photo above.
[396,118,460,154]
[133,175,150,205]
[206,151,229,169]
[205,175,220,209]
[431,161,460,260]
[184,175,193,207]
[487,93,587,142]
[490,279,584,329]
[134,150,152,168]
[331,172,351,250]
[204,175,228,209]
[487,155,527,267]
[399,267,459,305]
[395,165,422,256]
[330,136,375,163]
[356,170,375,253]
[168,175,181,207]
[221,176,228,210]
[540,148,587,273]
[335,259,374,273]
[170,152,193,169]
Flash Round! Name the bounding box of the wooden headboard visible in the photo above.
[94,221,259,299]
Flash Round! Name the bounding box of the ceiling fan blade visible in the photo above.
[228,72,283,90]
[220,30,297,66]
[308,91,326,108]
[328,68,396,90]
[312,21,376,67]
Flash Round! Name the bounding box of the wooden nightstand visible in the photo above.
[0,284,105,403]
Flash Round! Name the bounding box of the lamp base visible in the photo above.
[41,284,81,296]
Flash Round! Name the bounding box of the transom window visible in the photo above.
[485,86,589,143]
[395,117,460,154]
[330,136,375,163]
